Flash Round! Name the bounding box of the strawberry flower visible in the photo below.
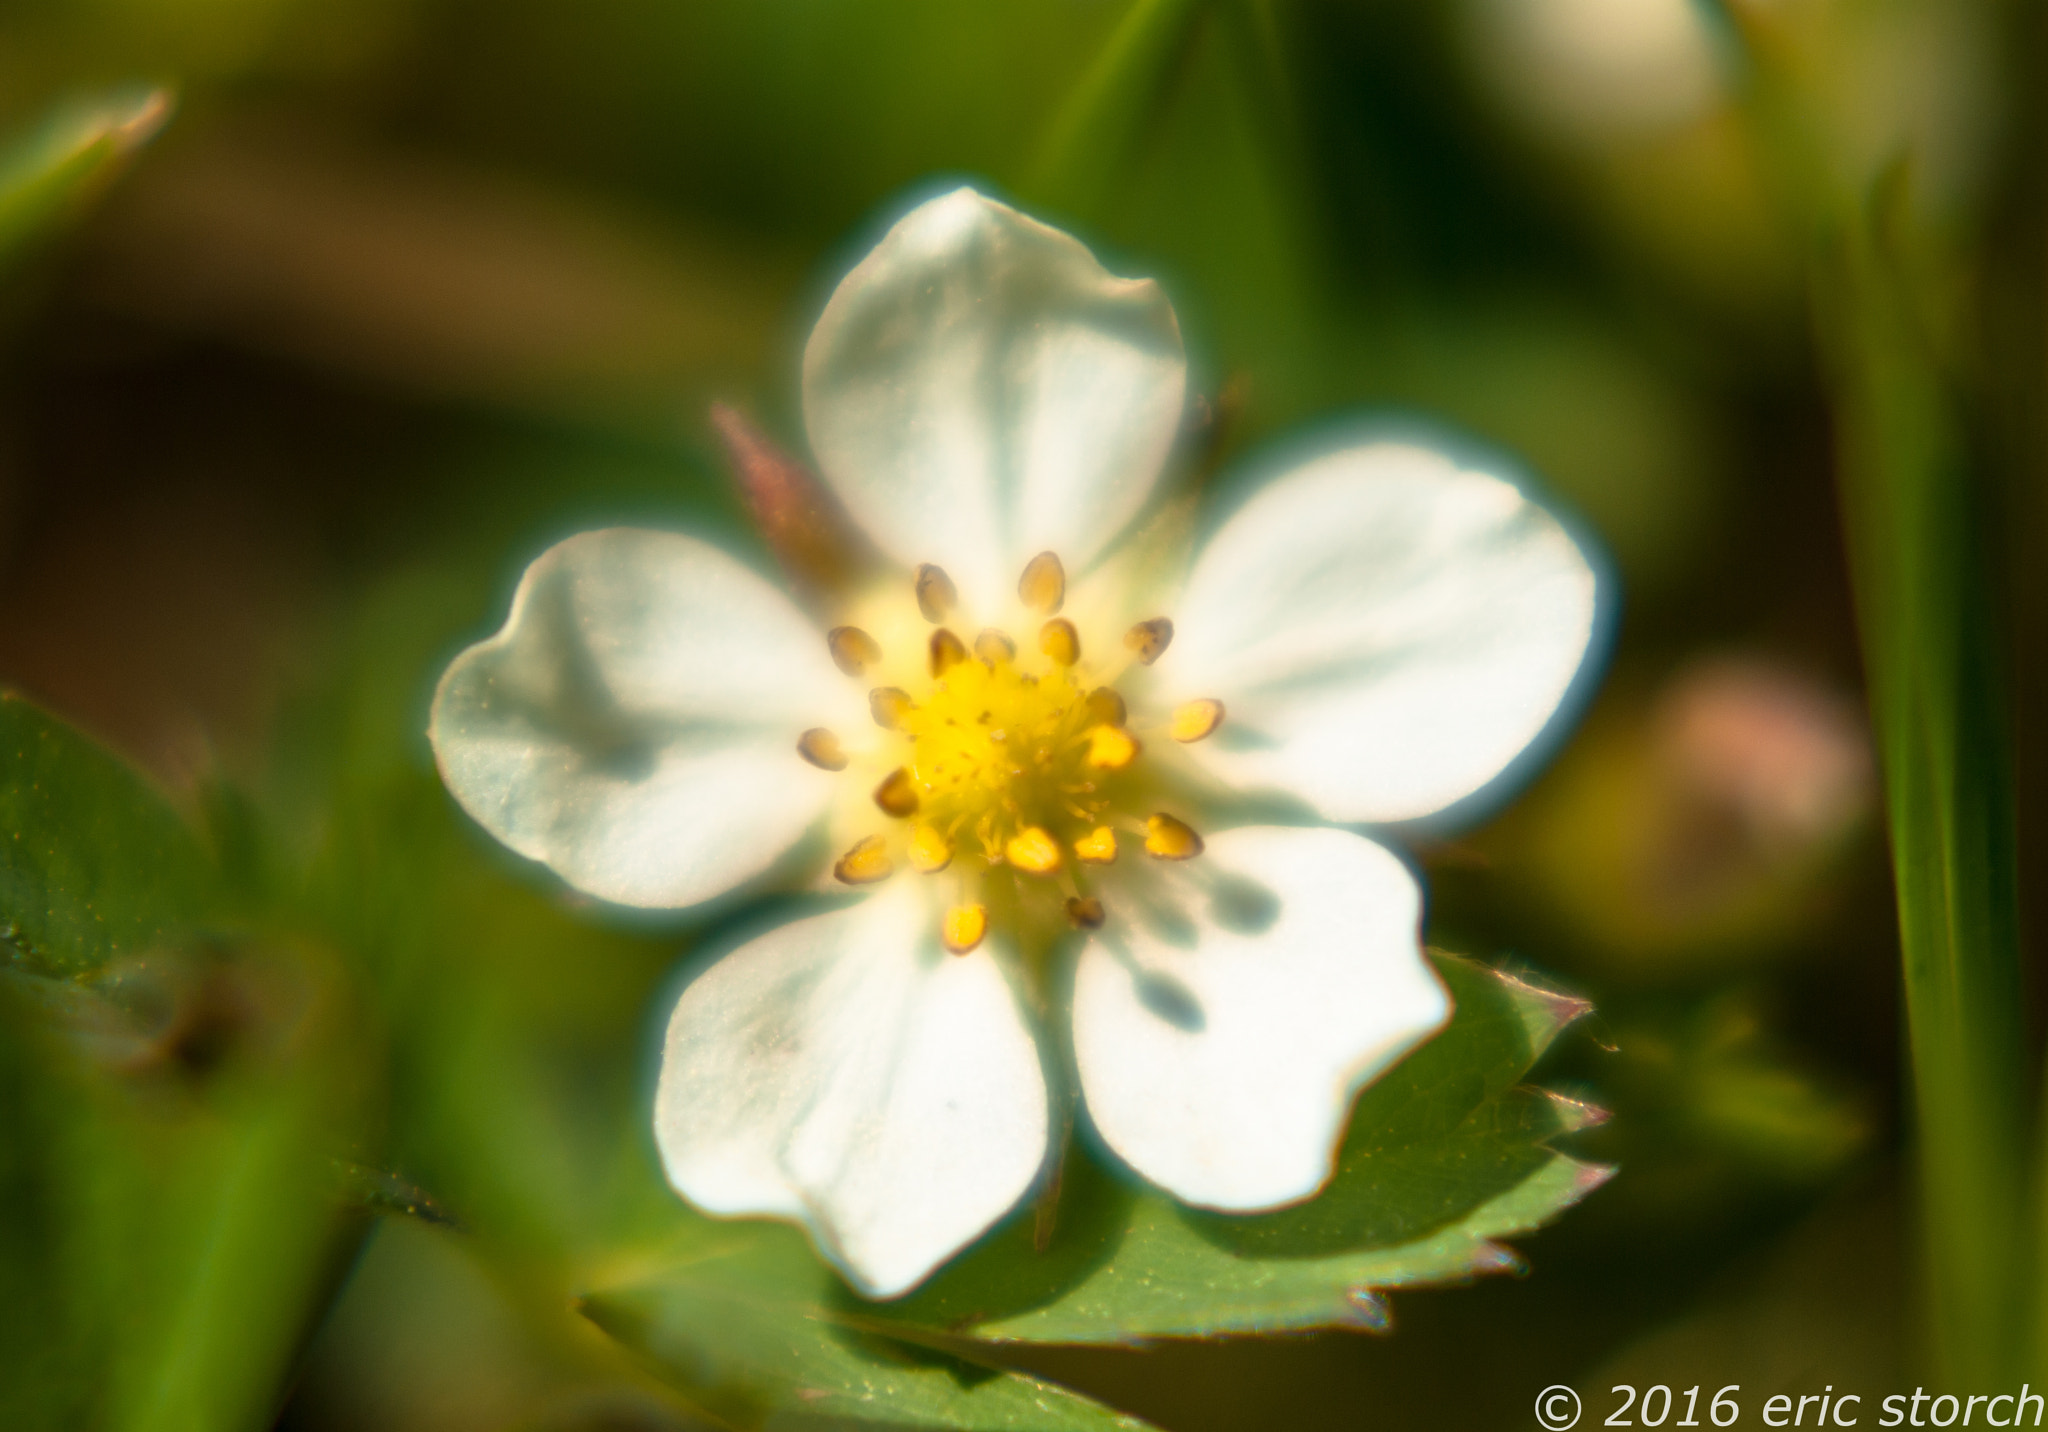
[430,188,1603,1298]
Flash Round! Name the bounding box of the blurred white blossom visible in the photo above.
[1464,0,1724,138]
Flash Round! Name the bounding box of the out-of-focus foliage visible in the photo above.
[0,90,169,268]
[0,698,362,1432]
[0,0,2040,1426]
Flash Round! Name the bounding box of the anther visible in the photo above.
[796,728,848,771]
[873,767,920,818]
[974,629,1016,666]
[827,626,882,677]
[908,824,953,873]
[929,628,969,676]
[1064,895,1106,930]
[1144,813,1205,860]
[1125,618,1174,665]
[1018,551,1066,614]
[1074,826,1118,864]
[1086,687,1127,726]
[1170,699,1225,743]
[869,687,916,730]
[915,564,957,622]
[1084,724,1139,770]
[833,834,894,884]
[943,903,989,955]
[1040,618,1080,667]
[1006,826,1064,875]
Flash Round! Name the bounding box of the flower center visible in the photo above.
[899,652,1103,863]
[801,551,1222,955]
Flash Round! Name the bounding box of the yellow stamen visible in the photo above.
[974,629,1016,666]
[1084,723,1139,770]
[908,824,953,873]
[1085,687,1127,726]
[1169,699,1226,743]
[827,626,882,677]
[1006,825,1064,875]
[1040,618,1080,667]
[1064,895,1106,930]
[1074,826,1118,864]
[915,563,957,622]
[833,834,894,884]
[1144,813,1204,860]
[870,687,916,730]
[1125,618,1174,666]
[796,728,848,771]
[873,767,919,818]
[943,902,988,955]
[929,628,969,676]
[1018,551,1066,614]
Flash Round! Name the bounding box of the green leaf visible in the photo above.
[580,1226,1157,1430]
[0,89,170,269]
[0,944,363,1432]
[868,956,1604,1343]
[0,692,217,978]
[0,699,361,1431]
[601,957,1604,1360]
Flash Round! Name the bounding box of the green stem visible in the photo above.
[1820,195,2027,1387]
[1018,0,1209,220]
[1711,2,2030,1385]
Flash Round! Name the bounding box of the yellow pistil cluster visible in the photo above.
[799,551,1228,956]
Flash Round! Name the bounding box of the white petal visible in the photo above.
[803,188,1186,617]
[654,882,1050,1298]
[1166,442,1603,823]
[430,528,857,909]
[1072,825,1448,1210]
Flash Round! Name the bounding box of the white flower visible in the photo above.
[429,189,1603,1299]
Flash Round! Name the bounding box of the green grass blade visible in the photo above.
[1817,182,2027,1387]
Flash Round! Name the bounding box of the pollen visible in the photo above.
[1169,699,1225,743]
[797,728,848,771]
[828,626,882,676]
[1064,895,1106,929]
[832,587,1177,920]
[1144,813,1204,861]
[908,823,953,873]
[1075,826,1118,863]
[873,767,919,817]
[1085,723,1139,769]
[929,627,969,675]
[974,629,1016,665]
[833,834,894,884]
[1018,551,1066,614]
[1040,618,1080,666]
[1006,825,1064,875]
[1125,618,1173,665]
[915,563,957,622]
[1086,687,1126,726]
[943,902,989,955]
[870,687,916,730]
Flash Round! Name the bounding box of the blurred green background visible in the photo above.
[2,0,2042,1427]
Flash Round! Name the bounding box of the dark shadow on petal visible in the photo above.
[1133,969,1205,1033]
[1209,720,1282,752]
[1203,871,1280,936]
